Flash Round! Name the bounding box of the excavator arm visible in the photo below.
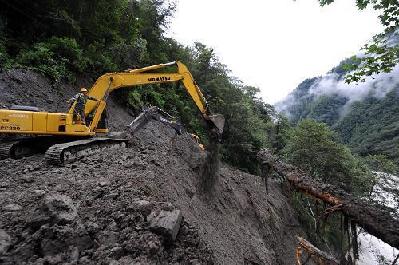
[80,61,224,135]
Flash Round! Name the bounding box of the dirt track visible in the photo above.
[0,69,305,264]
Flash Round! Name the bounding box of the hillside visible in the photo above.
[0,69,304,265]
[3,1,399,263]
[0,0,277,173]
[277,60,399,162]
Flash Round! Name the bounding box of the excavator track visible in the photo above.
[0,140,43,160]
[0,141,18,159]
[45,138,128,165]
[0,137,62,160]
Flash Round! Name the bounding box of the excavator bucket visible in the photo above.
[208,114,225,135]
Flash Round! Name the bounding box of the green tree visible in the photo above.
[318,0,399,83]
[283,119,373,193]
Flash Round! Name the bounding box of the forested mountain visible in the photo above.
[277,56,399,163]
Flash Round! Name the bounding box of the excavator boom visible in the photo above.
[82,61,224,134]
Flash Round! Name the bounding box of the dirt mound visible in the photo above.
[0,69,305,264]
[0,149,214,264]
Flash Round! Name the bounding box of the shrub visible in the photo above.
[0,40,12,70]
[363,154,398,174]
[16,37,85,81]
[127,90,144,112]
[84,43,118,73]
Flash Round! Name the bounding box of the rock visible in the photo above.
[99,181,110,187]
[3,203,23,211]
[0,182,9,188]
[85,222,100,234]
[189,259,202,265]
[69,247,79,263]
[110,246,123,259]
[44,194,77,224]
[159,202,174,211]
[0,229,11,255]
[33,190,46,197]
[21,175,34,183]
[105,192,119,199]
[79,256,91,264]
[43,254,62,264]
[123,231,162,255]
[130,256,157,265]
[117,256,135,265]
[129,199,153,216]
[123,163,133,169]
[109,260,120,265]
[148,209,183,241]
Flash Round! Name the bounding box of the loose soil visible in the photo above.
[0,69,305,265]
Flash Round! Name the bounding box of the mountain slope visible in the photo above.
[278,60,399,162]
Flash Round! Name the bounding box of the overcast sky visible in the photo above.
[167,0,384,104]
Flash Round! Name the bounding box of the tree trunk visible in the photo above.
[296,236,340,265]
[273,161,399,250]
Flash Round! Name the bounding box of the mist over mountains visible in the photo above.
[277,58,399,161]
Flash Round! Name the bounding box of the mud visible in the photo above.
[0,69,305,264]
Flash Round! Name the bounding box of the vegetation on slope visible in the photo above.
[0,0,277,173]
[0,0,378,192]
[279,56,399,174]
[283,119,373,194]
[1,0,394,261]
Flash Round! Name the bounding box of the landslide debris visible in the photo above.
[0,69,305,264]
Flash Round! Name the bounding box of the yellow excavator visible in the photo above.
[0,61,224,164]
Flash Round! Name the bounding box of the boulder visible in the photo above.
[148,210,183,241]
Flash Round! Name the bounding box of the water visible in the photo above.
[358,172,399,264]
